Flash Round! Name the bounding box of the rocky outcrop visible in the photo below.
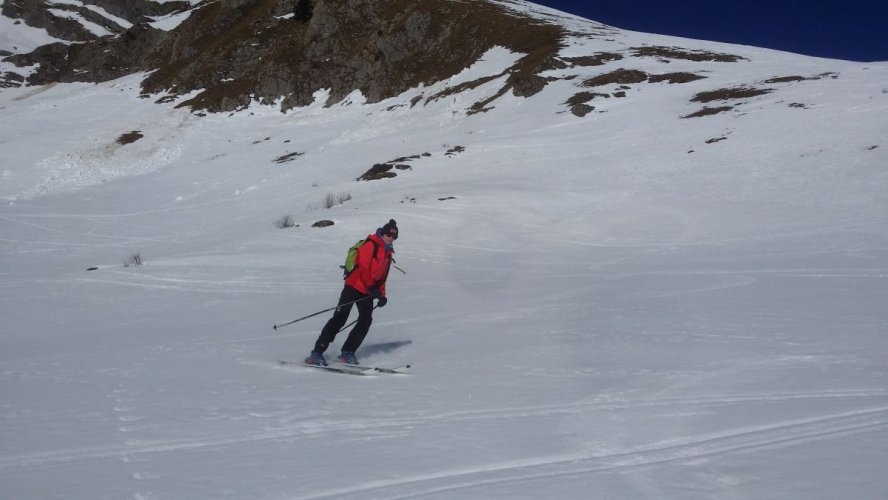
[8,23,170,84]
[81,0,191,25]
[144,0,564,112]
[2,0,98,42]
[5,0,565,113]
[1,0,188,42]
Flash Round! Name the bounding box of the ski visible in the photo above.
[333,362,412,374]
[277,359,377,376]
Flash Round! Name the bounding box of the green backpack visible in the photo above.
[341,238,378,279]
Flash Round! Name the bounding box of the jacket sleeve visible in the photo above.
[378,271,387,298]
[369,246,390,298]
[376,252,391,298]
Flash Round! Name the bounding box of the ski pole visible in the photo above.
[273,296,371,331]
[391,256,406,275]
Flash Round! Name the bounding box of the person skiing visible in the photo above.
[305,219,398,366]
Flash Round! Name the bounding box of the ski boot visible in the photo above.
[304,351,327,366]
[337,351,359,365]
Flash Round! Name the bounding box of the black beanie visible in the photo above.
[381,219,398,239]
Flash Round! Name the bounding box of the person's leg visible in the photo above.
[340,295,374,354]
[312,287,361,353]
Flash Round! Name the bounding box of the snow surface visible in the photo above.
[147,10,194,32]
[2,14,888,500]
[0,14,67,53]
[146,0,204,31]
[78,3,134,31]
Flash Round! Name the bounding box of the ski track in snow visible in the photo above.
[1,389,885,472]
[304,409,888,500]
[75,273,290,295]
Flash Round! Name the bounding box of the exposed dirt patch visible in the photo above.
[763,76,807,84]
[358,164,398,181]
[566,91,609,105]
[706,137,727,144]
[690,87,773,103]
[467,104,494,115]
[312,220,334,228]
[582,69,649,87]
[631,46,746,62]
[511,73,552,98]
[565,91,609,116]
[356,151,431,181]
[391,153,431,162]
[569,103,594,117]
[649,72,707,84]
[763,73,838,84]
[274,151,305,164]
[562,52,624,67]
[427,74,504,104]
[445,145,466,157]
[682,106,733,118]
[116,130,144,145]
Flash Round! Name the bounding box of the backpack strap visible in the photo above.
[343,237,380,279]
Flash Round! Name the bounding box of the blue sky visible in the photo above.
[535,1,888,62]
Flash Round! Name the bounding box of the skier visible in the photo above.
[305,219,398,366]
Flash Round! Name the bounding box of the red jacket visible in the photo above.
[344,234,393,297]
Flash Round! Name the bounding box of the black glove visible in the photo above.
[377,296,387,308]
[369,286,382,300]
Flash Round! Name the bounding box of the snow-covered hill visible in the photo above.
[2,1,888,498]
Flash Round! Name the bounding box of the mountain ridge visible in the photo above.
[4,0,859,121]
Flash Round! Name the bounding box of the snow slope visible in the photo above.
[2,11,888,500]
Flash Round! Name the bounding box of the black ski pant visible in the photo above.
[312,285,373,354]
